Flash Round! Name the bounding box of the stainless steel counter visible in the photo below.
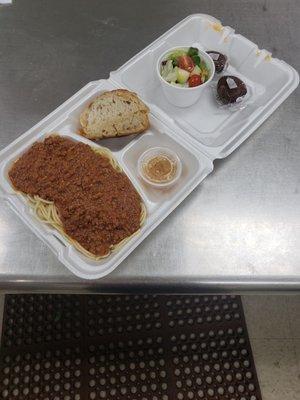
[0,0,299,293]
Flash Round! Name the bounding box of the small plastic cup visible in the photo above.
[156,46,215,108]
[138,147,182,189]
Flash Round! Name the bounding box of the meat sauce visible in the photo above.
[8,136,142,256]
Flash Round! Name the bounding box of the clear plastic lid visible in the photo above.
[137,147,182,189]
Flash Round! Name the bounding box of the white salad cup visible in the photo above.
[156,47,215,107]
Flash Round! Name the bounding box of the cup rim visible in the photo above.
[156,46,215,90]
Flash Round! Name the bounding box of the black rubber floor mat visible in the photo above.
[0,294,261,400]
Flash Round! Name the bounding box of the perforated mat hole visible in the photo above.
[228,385,235,393]
[14,365,20,373]
[218,387,224,395]
[13,376,19,385]
[140,373,146,381]
[236,372,242,380]
[141,385,147,393]
[249,383,255,391]
[54,384,60,392]
[246,371,253,379]
[160,370,167,378]
[120,387,127,394]
[24,364,30,372]
[74,369,81,377]
[238,384,245,393]
[226,373,233,381]
[89,379,96,388]
[194,366,200,373]
[185,378,192,387]
[204,364,210,372]
[131,386,137,394]
[3,377,9,386]
[159,359,165,366]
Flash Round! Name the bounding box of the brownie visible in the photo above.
[207,51,228,73]
[217,75,247,104]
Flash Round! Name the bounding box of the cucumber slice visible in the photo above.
[190,65,201,76]
[176,68,190,84]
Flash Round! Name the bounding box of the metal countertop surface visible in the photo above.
[0,0,299,293]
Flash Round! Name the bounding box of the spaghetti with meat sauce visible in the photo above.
[8,136,146,259]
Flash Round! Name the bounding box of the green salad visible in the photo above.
[160,47,210,88]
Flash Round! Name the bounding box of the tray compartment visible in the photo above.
[122,127,201,205]
[0,79,213,279]
[56,79,145,154]
[110,14,298,157]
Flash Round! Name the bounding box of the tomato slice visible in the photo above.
[188,75,202,87]
[178,55,194,72]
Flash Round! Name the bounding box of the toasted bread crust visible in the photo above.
[79,89,149,139]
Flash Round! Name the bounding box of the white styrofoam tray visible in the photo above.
[0,14,298,279]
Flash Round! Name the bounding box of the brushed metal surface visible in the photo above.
[0,0,299,292]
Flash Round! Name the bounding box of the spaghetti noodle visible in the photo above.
[9,136,146,260]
